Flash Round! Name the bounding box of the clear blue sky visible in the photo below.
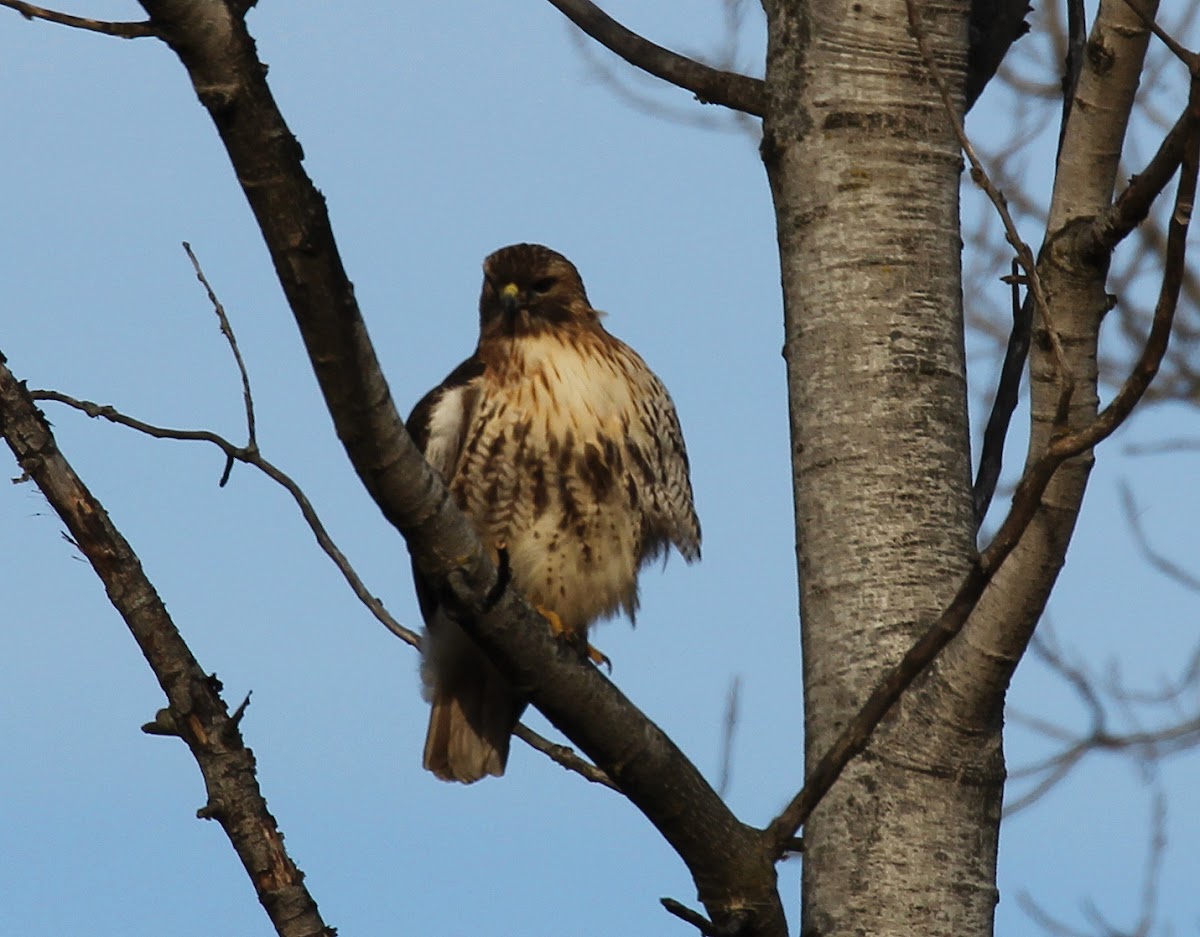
[2,3,1198,935]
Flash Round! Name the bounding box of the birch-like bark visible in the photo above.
[940,0,1158,725]
[761,2,1000,934]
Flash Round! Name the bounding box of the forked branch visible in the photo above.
[0,354,333,937]
[767,43,1199,857]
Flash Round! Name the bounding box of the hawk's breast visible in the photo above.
[441,330,680,631]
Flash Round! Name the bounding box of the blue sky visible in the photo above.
[2,3,1198,935]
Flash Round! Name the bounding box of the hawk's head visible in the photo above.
[479,243,597,338]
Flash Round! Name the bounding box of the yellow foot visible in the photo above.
[536,605,612,672]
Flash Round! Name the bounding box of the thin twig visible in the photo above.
[32,389,423,648]
[31,389,615,787]
[0,0,155,37]
[512,724,618,789]
[184,242,257,451]
[545,0,765,116]
[906,0,1073,422]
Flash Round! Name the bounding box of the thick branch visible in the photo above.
[767,79,1197,853]
[135,1,783,931]
[1085,84,1200,256]
[965,0,1032,108]
[0,353,333,937]
[545,0,765,116]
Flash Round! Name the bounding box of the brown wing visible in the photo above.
[610,336,701,568]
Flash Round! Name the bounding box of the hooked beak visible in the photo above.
[500,282,520,316]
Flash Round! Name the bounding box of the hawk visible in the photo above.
[407,243,701,783]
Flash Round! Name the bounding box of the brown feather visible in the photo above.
[410,244,700,782]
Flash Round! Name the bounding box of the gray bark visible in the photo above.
[761,1,1002,934]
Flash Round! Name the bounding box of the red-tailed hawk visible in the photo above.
[407,243,701,783]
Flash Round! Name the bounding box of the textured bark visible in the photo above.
[940,0,1159,722]
[761,1,999,935]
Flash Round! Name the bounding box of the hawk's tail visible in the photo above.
[423,650,524,784]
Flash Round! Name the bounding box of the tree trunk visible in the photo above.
[761,1,1003,934]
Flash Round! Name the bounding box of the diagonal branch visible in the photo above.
[31,387,619,788]
[545,0,765,116]
[183,242,257,451]
[907,0,1072,421]
[0,0,155,37]
[133,2,783,931]
[30,387,423,650]
[1085,94,1200,257]
[973,263,1032,523]
[0,353,333,937]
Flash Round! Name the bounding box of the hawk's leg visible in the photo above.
[536,606,612,672]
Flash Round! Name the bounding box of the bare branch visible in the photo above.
[907,0,1073,420]
[33,387,619,788]
[1056,0,1088,158]
[1051,98,1199,453]
[545,0,765,116]
[71,5,787,928]
[30,387,424,650]
[1124,436,1200,454]
[0,354,333,937]
[765,113,1197,852]
[565,25,760,140]
[1087,85,1200,256]
[184,242,257,451]
[965,0,1033,108]
[973,262,1032,523]
[716,675,741,799]
[512,724,618,789]
[1008,628,1200,811]
[660,898,720,936]
[1123,0,1197,68]
[0,0,155,37]
[1018,790,1168,937]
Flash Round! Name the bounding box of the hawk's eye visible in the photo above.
[532,277,557,295]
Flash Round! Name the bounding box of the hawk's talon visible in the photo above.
[537,605,611,671]
[588,644,612,673]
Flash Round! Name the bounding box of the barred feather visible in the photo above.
[408,244,700,782]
